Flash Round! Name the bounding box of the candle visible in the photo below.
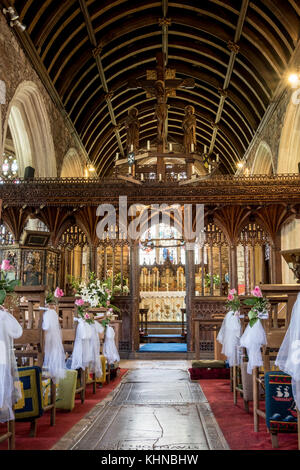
[159,173,162,181]
[169,143,173,152]
[116,152,119,161]
[141,173,144,181]
[129,166,132,174]
[191,143,194,153]
[130,144,133,152]
[147,140,150,150]
[204,145,207,153]
[192,164,195,174]
[216,153,219,163]
[208,164,211,173]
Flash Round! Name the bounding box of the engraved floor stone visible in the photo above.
[53,363,229,450]
[122,368,188,383]
[72,405,211,450]
[111,381,207,404]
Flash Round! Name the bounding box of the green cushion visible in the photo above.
[191,360,226,369]
[56,370,78,411]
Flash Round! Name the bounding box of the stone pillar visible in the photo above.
[185,245,195,352]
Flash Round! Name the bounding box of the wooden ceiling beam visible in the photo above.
[78,0,124,157]
[209,0,249,154]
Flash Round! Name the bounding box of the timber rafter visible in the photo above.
[5,1,300,174]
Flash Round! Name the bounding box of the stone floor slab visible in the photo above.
[71,403,227,450]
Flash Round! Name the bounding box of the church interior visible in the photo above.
[1,0,300,454]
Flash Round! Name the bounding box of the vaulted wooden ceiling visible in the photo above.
[7,0,300,175]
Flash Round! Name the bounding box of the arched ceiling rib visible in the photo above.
[9,0,300,175]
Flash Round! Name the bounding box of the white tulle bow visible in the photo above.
[240,320,267,374]
[71,319,103,378]
[0,307,23,422]
[41,307,66,383]
[103,325,120,365]
[217,310,241,367]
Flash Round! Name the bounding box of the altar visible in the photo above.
[139,291,186,322]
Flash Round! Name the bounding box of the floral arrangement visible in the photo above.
[46,286,64,305]
[0,259,20,304]
[72,272,119,310]
[243,285,270,327]
[226,288,240,313]
[71,272,120,327]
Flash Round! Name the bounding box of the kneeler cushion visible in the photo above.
[191,360,226,369]
[15,366,44,421]
[56,370,78,411]
[188,367,230,380]
[265,371,298,433]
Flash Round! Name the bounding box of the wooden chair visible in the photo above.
[12,286,56,437]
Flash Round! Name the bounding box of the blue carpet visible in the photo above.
[139,343,187,352]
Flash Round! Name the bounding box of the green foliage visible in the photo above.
[0,278,20,305]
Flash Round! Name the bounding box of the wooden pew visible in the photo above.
[252,287,300,448]
[13,286,56,437]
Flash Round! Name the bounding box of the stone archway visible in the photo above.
[277,95,300,283]
[251,141,274,175]
[3,81,56,177]
[277,96,300,174]
[60,148,85,177]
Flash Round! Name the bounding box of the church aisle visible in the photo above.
[53,361,229,450]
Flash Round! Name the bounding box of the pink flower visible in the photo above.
[84,313,90,320]
[54,287,64,298]
[251,286,262,297]
[1,259,13,271]
[75,298,85,306]
[106,300,110,306]
[229,289,236,295]
[227,293,234,301]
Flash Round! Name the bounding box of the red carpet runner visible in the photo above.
[200,379,298,450]
[0,369,127,451]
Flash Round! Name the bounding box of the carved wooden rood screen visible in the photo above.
[0,176,299,357]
